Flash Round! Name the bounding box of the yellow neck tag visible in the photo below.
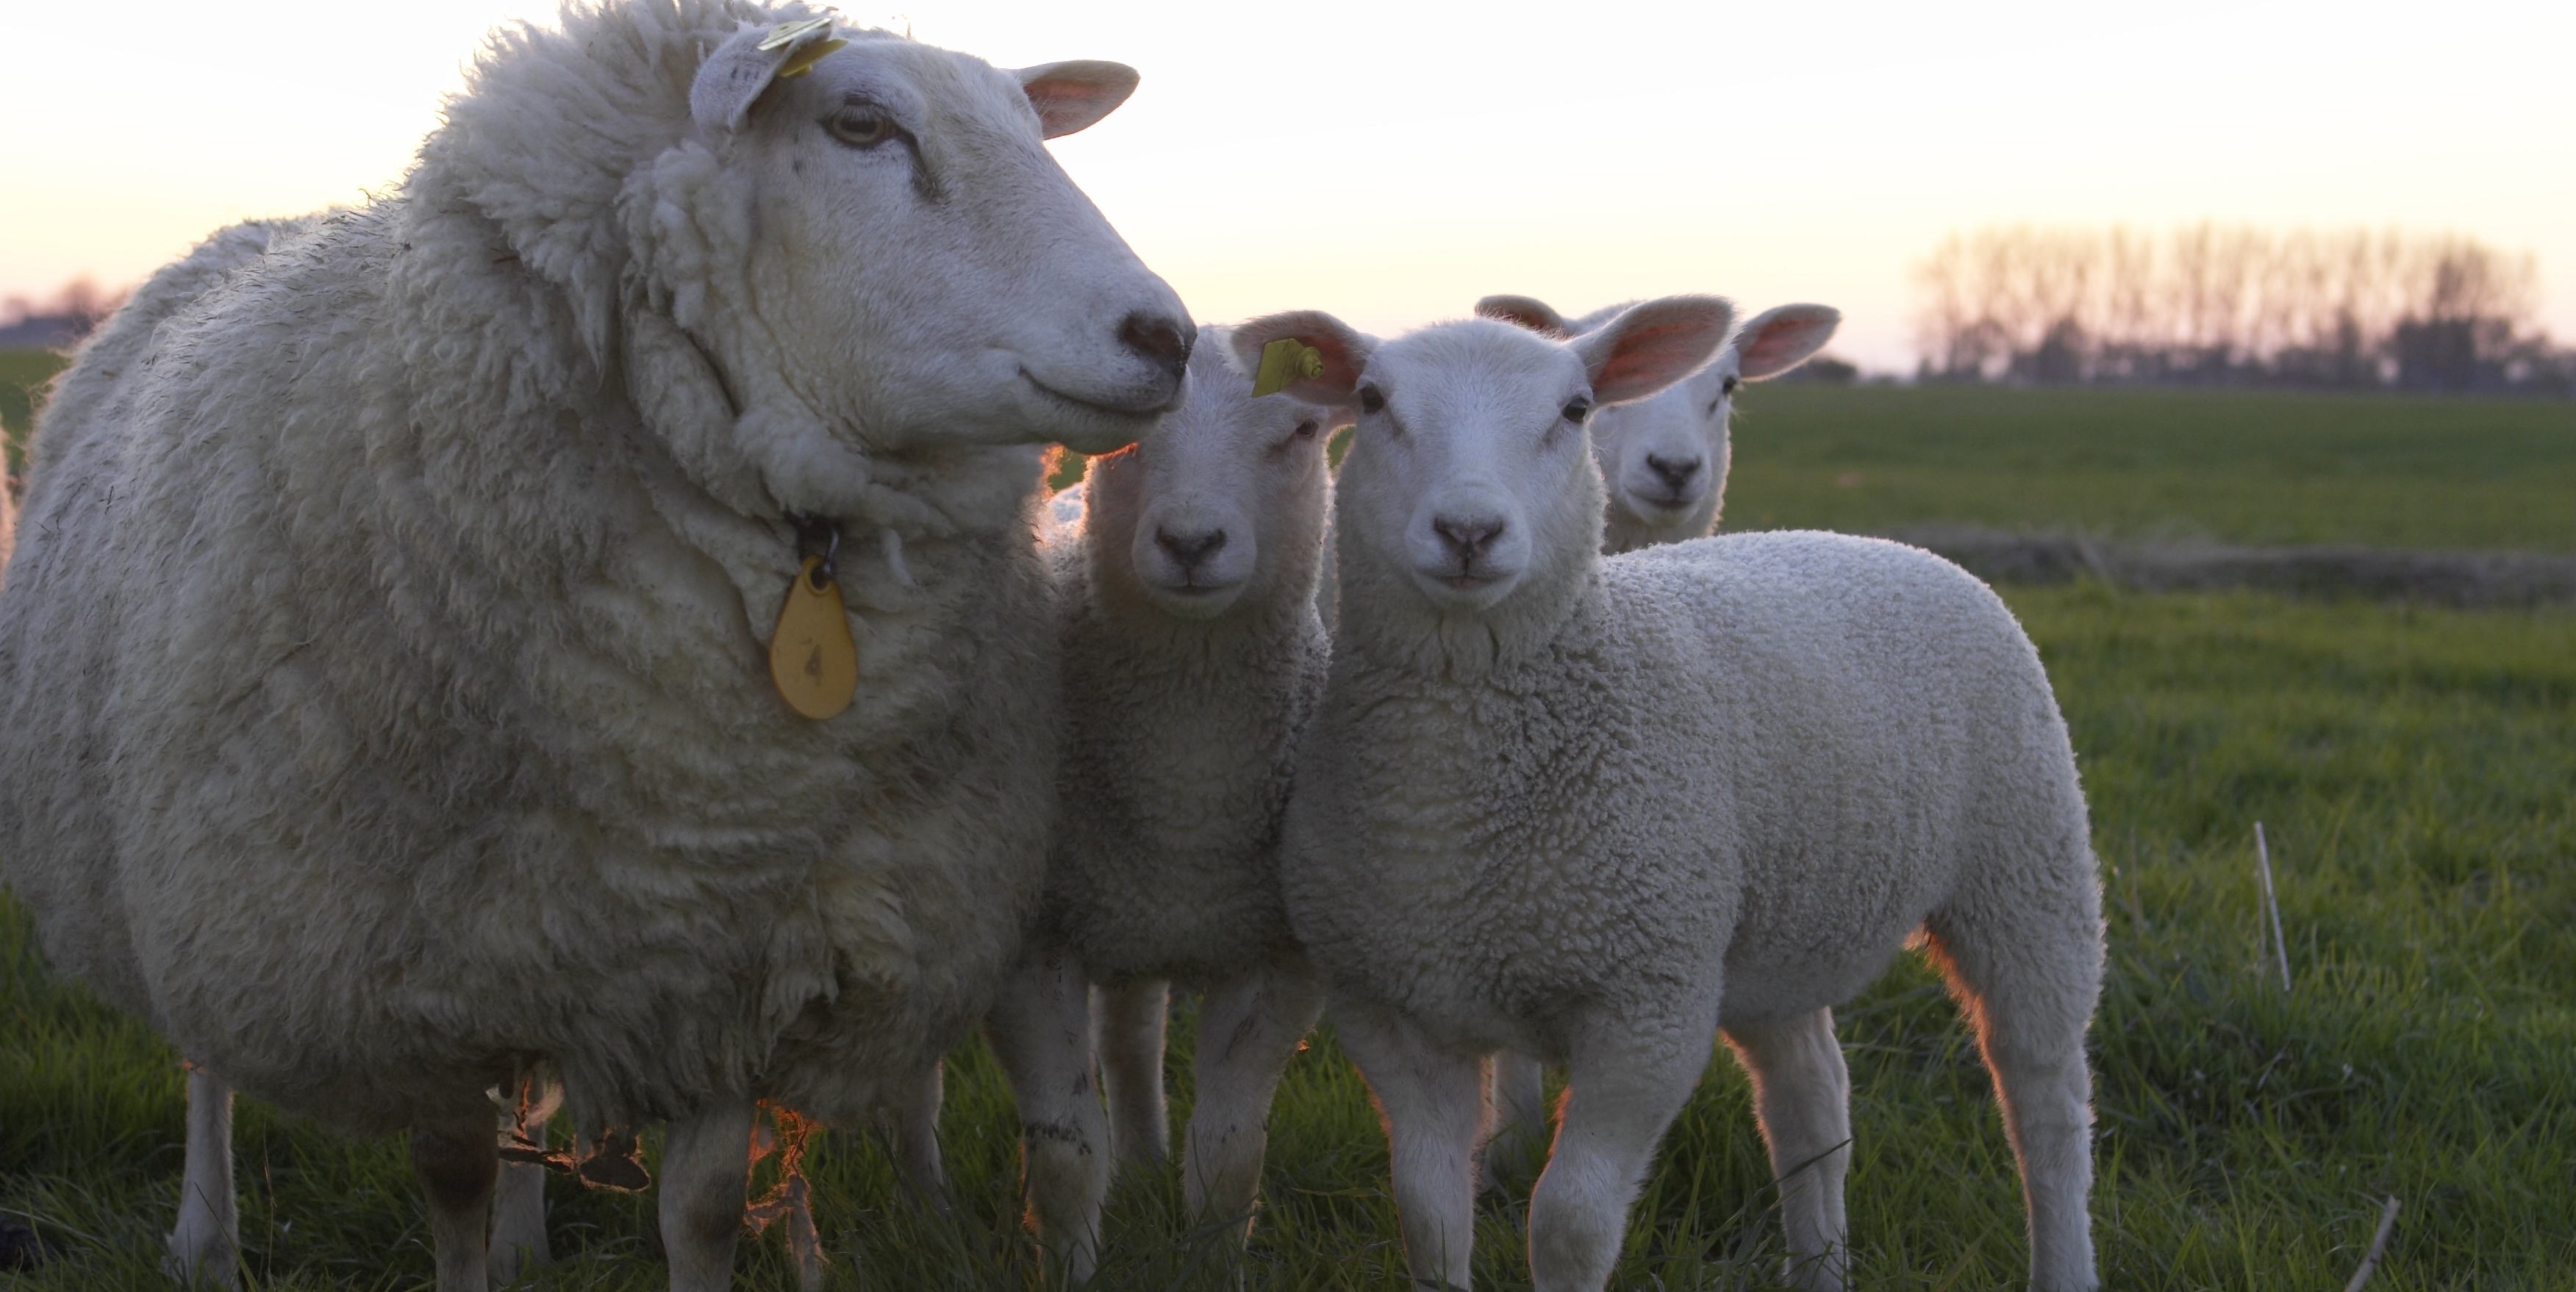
[1251,338,1325,397]
[770,556,859,720]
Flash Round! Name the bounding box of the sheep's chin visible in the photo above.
[1142,581,1246,620]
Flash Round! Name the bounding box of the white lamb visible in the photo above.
[1470,292,1841,1177]
[0,5,1190,1291]
[982,331,1342,1280]
[1226,301,2105,1292]
[1476,294,1841,553]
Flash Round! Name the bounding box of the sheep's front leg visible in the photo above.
[1181,963,1324,1236]
[1725,1009,1853,1291]
[412,1107,501,1292]
[1482,1051,1550,1191]
[1093,977,1170,1169]
[1528,1019,1710,1292]
[987,946,1112,1282]
[488,1077,559,1285]
[882,1058,951,1209]
[163,1066,238,1288]
[659,1096,756,1292]
[1335,999,1486,1291]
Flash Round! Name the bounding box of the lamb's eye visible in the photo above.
[1293,419,1320,439]
[826,105,897,147]
[1561,397,1593,423]
[1721,375,1742,395]
[1359,385,1387,415]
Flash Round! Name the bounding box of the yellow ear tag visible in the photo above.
[1251,339,1325,397]
[770,556,859,720]
[758,17,835,51]
[774,36,848,79]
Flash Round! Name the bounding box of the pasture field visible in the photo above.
[4,584,2571,1290]
[0,349,68,475]
[1723,384,2576,553]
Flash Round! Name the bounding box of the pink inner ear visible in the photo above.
[1024,81,1109,133]
[1595,319,1722,402]
[1738,311,1840,378]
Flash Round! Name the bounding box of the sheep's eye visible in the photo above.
[826,105,897,148]
[1561,397,1593,423]
[1359,385,1387,415]
[1293,419,1320,439]
[1721,375,1742,395]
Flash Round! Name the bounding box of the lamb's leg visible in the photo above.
[412,1108,500,1292]
[487,1083,557,1285]
[1334,999,1485,1291]
[882,1058,951,1209]
[1180,963,1324,1236]
[163,1066,238,1288]
[987,946,1111,1283]
[1922,901,2103,1292]
[1724,1009,1853,1291]
[1093,977,1170,1169]
[1528,1021,1709,1292]
[659,1096,757,1292]
[1481,1050,1550,1192]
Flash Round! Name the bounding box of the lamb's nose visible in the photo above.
[1645,453,1702,493]
[1119,312,1195,384]
[1155,526,1226,572]
[1433,515,1504,564]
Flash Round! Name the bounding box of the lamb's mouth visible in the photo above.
[1442,574,1495,591]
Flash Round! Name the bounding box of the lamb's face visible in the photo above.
[1089,337,1336,620]
[704,30,1190,456]
[1591,355,1735,545]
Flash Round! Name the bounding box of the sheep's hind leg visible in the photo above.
[1180,962,1324,1238]
[987,946,1112,1282]
[1528,1019,1710,1292]
[1724,1008,1853,1291]
[1334,999,1485,1291]
[1093,977,1170,1169]
[163,1066,238,1288]
[1922,889,2103,1292]
[412,1106,500,1292]
[659,1096,757,1292]
[1481,1050,1550,1192]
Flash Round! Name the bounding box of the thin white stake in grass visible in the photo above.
[2341,1195,2400,1292]
[2255,820,2290,992]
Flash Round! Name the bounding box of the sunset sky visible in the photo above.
[4,0,2570,372]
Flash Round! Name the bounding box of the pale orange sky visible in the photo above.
[5,0,2572,372]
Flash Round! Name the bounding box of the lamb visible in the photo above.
[1470,293,1841,1177]
[1226,301,2105,1291]
[0,5,1191,1291]
[985,331,1343,1280]
[1475,294,1841,553]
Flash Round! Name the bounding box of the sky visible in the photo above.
[4,0,2572,373]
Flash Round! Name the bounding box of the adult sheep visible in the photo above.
[0,4,1189,1291]
[1471,291,1842,1179]
[1229,302,2103,1291]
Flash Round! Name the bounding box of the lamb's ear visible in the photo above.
[1015,61,1141,138]
[1572,295,1736,406]
[1226,311,1376,406]
[1474,294,1571,339]
[693,20,848,134]
[1734,304,1843,381]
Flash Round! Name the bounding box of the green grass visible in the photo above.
[0,348,69,476]
[5,584,2572,1288]
[1724,384,2576,552]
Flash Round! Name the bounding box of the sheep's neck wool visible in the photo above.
[770,555,859,719]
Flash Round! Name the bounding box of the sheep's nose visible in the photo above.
[1433,514,1504,564]
[1645,453,1702,493]
[1119,311,1195,384]
[1155,525,1226,572]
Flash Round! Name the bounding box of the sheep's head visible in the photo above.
[607,15,1189,518]
[1229,298,1733,631]
[1478,296,1839,553]
[1084,331,1342,621]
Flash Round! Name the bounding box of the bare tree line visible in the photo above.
[1913,224,2569,393]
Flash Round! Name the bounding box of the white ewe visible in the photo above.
[1228,301,2104,1292]
[0,4,1189,1291]
[1472,293,1840,1179]
[1477,295,1840,553]
[985,332,1340,1280]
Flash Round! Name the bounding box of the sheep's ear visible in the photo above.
[1474,294,1571,339]
[1226,311,1375,406]
[1734,304,1843,381]
[1572,295,1736,406]
[1014,61,1140,138]
[693,20,848,134]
